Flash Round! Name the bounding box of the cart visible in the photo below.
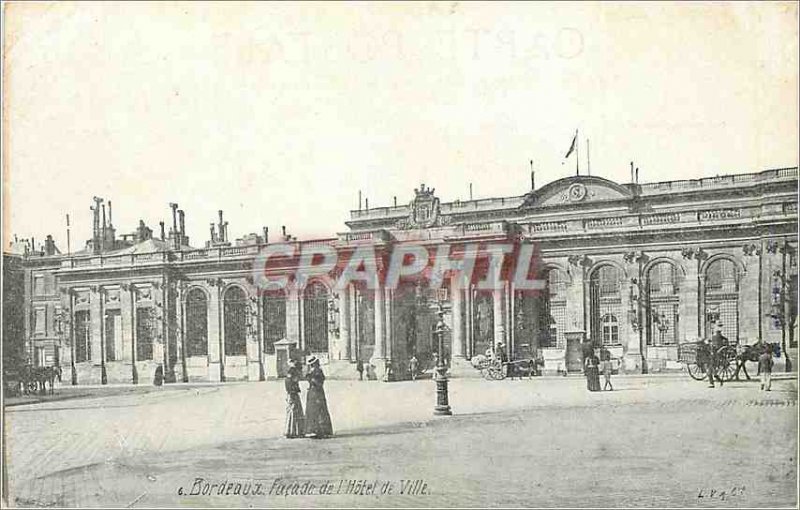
[678,340,738,382]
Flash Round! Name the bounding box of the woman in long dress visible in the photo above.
[585,350,601,392]
[305,357,333,438]
[284,362,305,439]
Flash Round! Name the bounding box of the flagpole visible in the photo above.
[587,139,591,176]
[575,129,579,176]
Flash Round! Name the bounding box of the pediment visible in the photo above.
[520,176,633,208]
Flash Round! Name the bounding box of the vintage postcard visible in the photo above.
[2,2,798,508]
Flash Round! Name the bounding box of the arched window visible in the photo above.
[223,287,248,356]
[590,265,622,344]
[536,268,567,348]
[704,258,739,341]
[601,314,619,345]
[262,291,286,354]
[304,282,329,353]
[186,289,208,357]
[646,262,680,346]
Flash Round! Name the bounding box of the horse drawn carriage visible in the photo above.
[678,337,779,383]
[3,364,62,397]
[470,348,544,381]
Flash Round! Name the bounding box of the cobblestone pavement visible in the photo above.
[5,375,797,508]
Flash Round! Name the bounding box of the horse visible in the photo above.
[733,342,779,381]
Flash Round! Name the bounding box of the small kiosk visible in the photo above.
[273,338,300,378]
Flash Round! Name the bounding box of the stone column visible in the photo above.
[465,285,473,359]
[207,282,222,382]
[680,258,699,341]
[90,286,103,384]
[493,287,505,347]
[285,286,301,348]
[451,278,465,359]
[371,284,386,376]
[339,287,351,361]
[120,287,133,362]
[384,288,393,361]
[349,286,359,361]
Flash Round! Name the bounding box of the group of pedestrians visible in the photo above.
[584,345,613,392]
[284,356,333,439]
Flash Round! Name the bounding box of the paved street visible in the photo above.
[4,375,797,508]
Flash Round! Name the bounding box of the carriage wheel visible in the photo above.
[481,368,494,380]
[716,346,738,382]
[686,362,707,381]
[26,380,37,393]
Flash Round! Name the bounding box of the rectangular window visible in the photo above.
[33,275,45,296]
[34,308,46,334]
[74,310,91,362]
[263,295,286,355]
[105,310,121,362]
[136,308,154,361]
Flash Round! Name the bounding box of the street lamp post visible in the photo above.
[433,304,452,416]
[247,296,266,382]
[54,307,77,386]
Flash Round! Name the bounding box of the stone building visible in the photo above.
[7,166,798,384]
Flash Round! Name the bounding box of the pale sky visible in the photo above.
[4,1,798,252]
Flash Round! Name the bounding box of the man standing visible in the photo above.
[409,355,419,381]
[599,346,613,391]
[708,323,728,388]
[356,359,364,381]
[758,345,774,391]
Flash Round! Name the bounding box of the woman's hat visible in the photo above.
[306,356,319,366]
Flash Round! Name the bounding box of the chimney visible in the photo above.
[635,167,639,184]
[108,201,113,225]
[630,161,634,183]
[530,160,535,190]
[393,196,397,207]
[365,198,369,211]
[218,210,225,243]
[210,223,217,243]
[101,204,107,251]
[178,210,185,236]
[263,227,269,244]
[169,203,179,246]
[44,235,56,256]
[160,221,165,241]
[281,225,287,240]
[358,190,362,211]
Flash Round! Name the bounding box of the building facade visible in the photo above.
[6,166,798,384]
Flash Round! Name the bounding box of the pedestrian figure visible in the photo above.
[708,324,727,388]
[305,356,333,438]
[383,360,393,382]
[153,365,164,386]
[409,355,419,381]
[585,349,601,392]
[600,346,613,391]
[496,342,508,377]
[758,345,774,391]
[284,361,305,439]
[356,359,364,381]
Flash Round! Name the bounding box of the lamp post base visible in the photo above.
[433,366,452,416]
[71,363,77,386]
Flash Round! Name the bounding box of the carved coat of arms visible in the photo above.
[395,184,452,229]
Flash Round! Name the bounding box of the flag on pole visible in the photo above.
[564,130,577,159]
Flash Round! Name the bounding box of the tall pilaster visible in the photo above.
[384,288,393,361]
[493,287,505,347]
[451,279,465,359]
[339,287,351,360]
[372,285,385,360]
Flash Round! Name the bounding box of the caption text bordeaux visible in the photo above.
[179,478,430,497]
